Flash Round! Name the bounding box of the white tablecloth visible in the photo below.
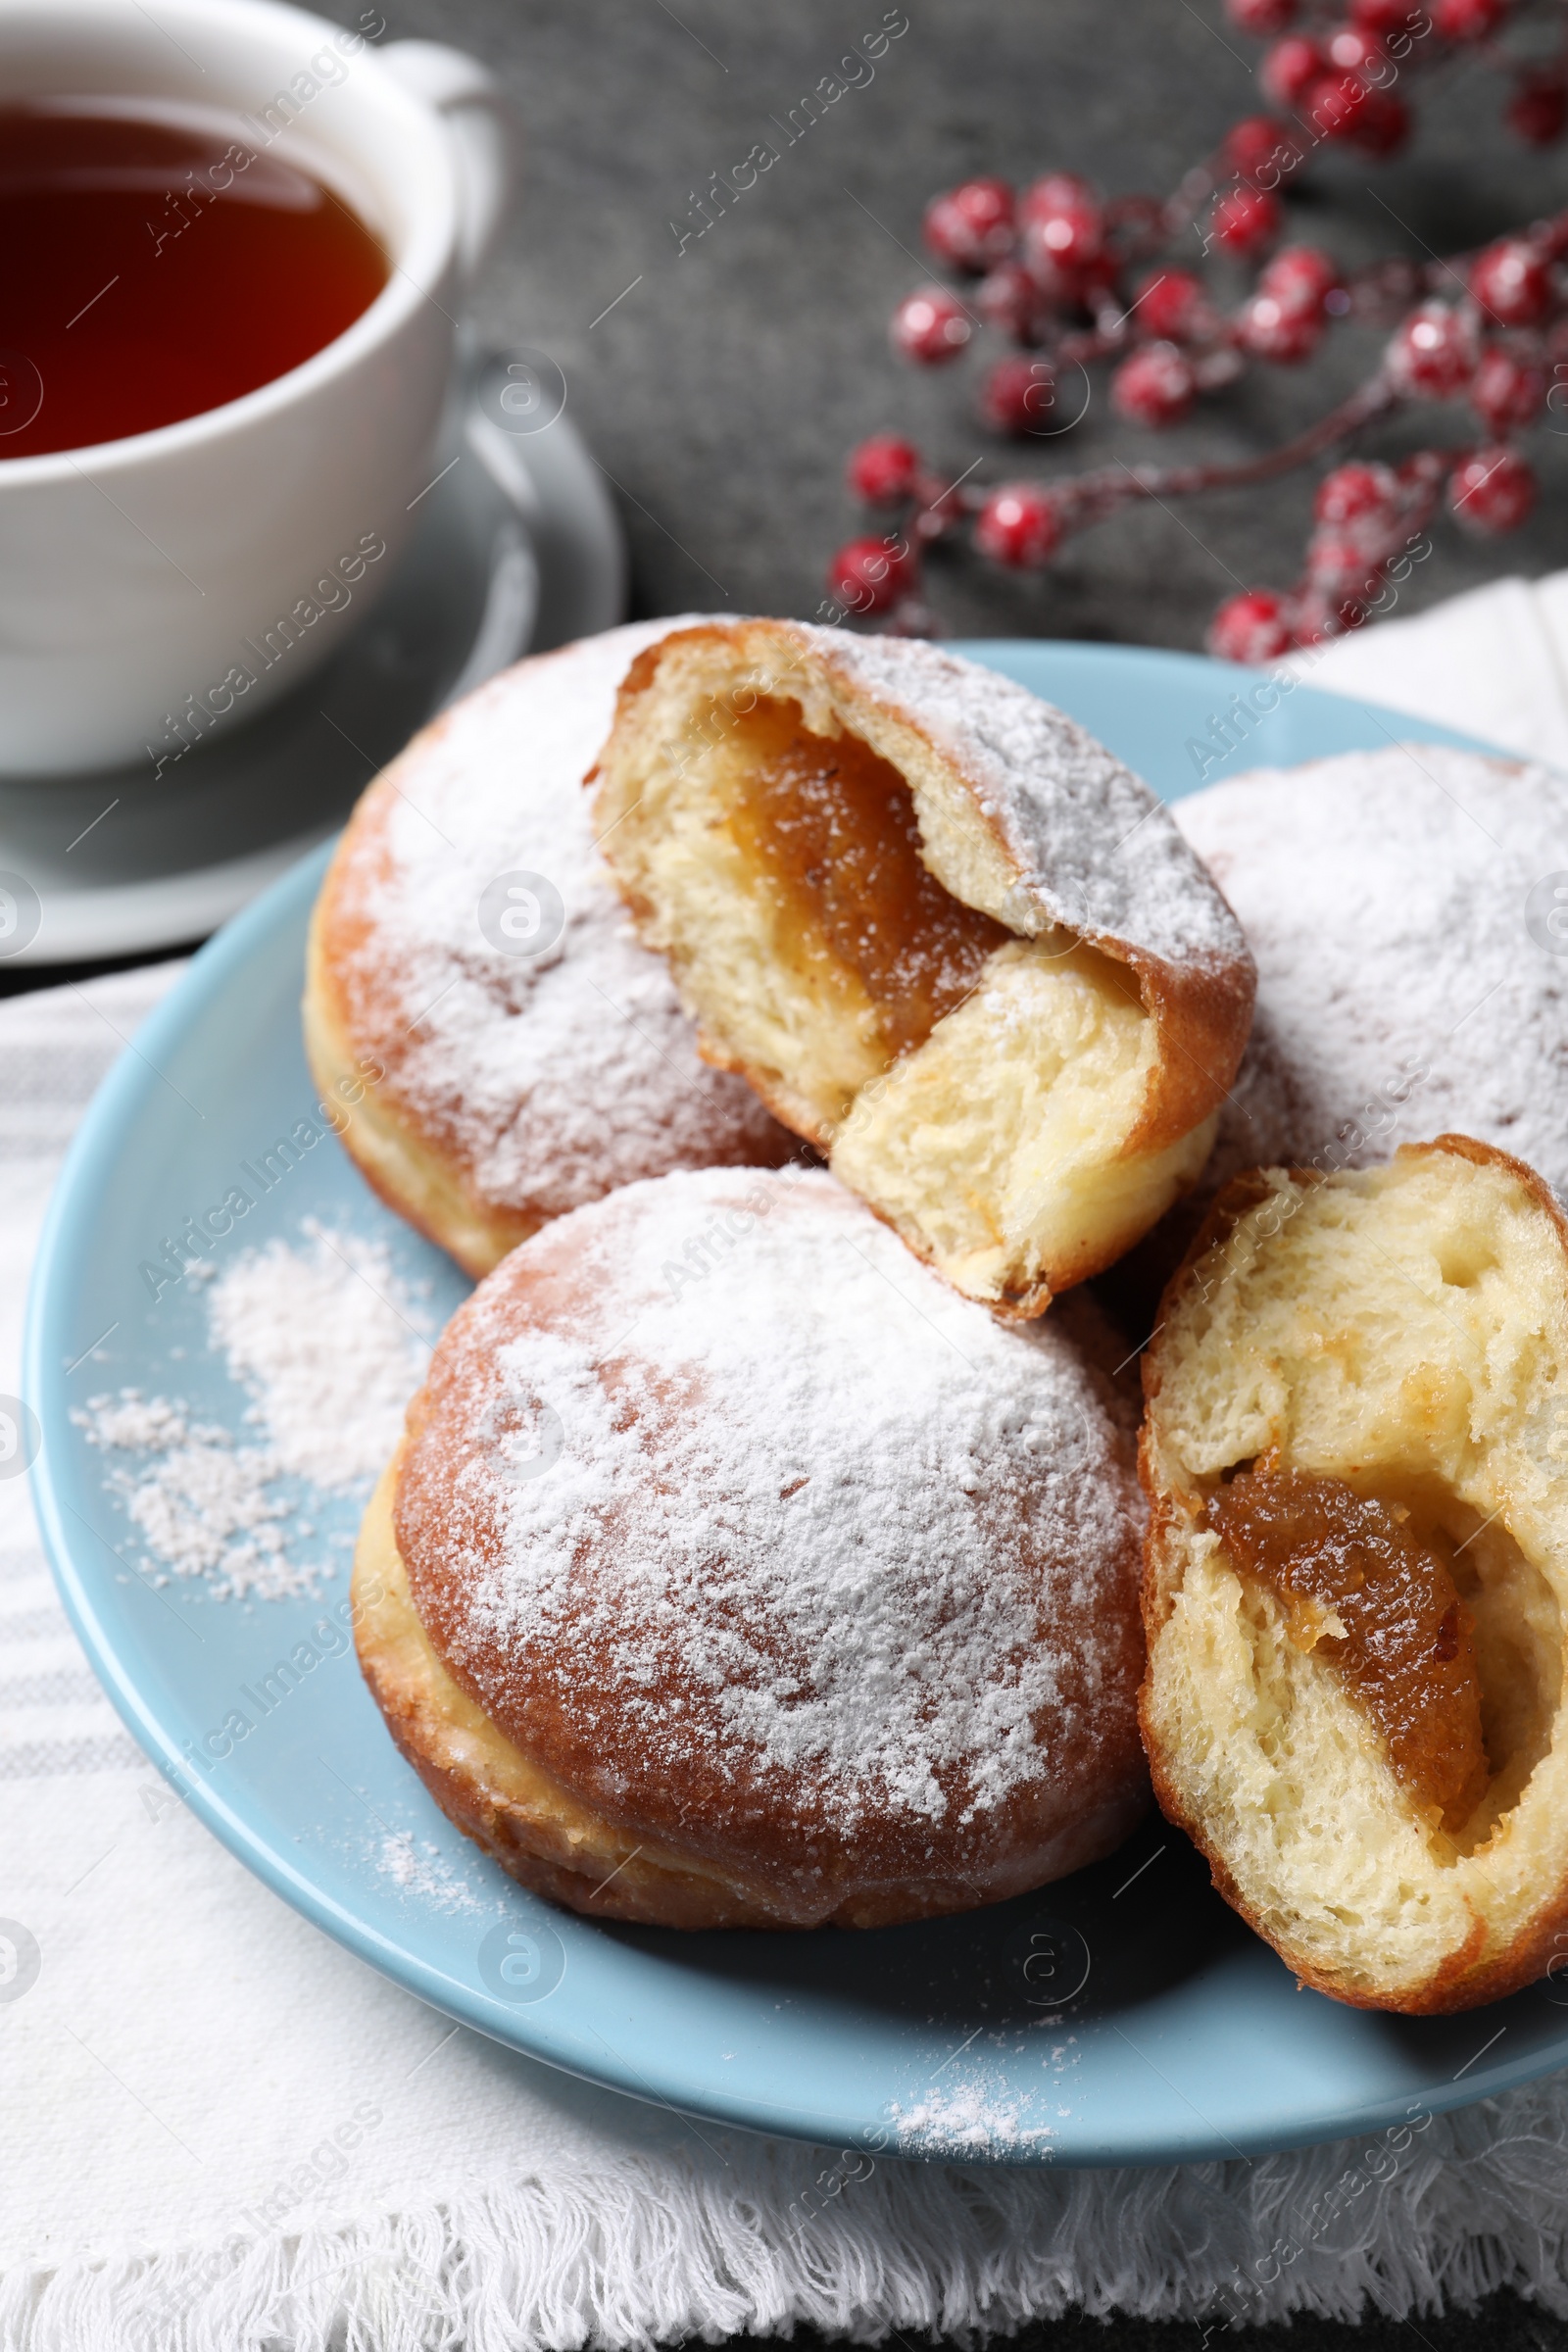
[7,584,1568,2349]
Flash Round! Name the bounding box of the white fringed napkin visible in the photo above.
[8,578,1568,2350]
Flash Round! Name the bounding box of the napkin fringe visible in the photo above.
[6,2097,1568,2352]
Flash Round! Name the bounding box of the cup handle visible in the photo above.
[377,40,518,289]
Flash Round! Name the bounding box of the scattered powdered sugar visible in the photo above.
[78,1396,299,1601]
[409,1168,1144,1847]
[329,619,785,1218]
[76,1224,428,1600]
[886,2079,1057,2157]
[82,1394,191,1452]
[1176,746,1568,1200]
[209,1218,430,1487]
[375,1831,487,1914]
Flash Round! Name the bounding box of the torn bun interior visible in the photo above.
[1141,1136,1568,2014]
[590,619,1255,1316]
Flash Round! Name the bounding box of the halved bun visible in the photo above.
[590,620,1254,1316]
[1141,1136,1568,2013]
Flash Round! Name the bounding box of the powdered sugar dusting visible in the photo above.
[809,624,1250,973]
[209,1218,428,1487]
[76,1225,428,1600]
[327,620,786,1220]
[404,1168,1145,1853]
[77,1397,302,1600]
[887,2080,1057,2156]
[375,1831,487,1914]
[1176,745,1568,1199]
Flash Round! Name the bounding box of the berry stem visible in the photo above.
[1058,370,1404,526]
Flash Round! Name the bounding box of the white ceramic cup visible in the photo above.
[0,0,515,777]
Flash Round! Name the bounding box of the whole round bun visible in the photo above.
[355,1166,1151,1930]
[305,622,791,1279]
[1174,745,1568,1203]
[590,620,1254,1317]
[1141,1136,1568,2014]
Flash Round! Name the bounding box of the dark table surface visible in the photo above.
[12,6,1568,2343]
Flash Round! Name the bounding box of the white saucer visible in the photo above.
[0,354,625,965]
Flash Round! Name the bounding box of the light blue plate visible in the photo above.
[27,641,1566,2169]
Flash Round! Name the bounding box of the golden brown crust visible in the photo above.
[359,1447,1145,1929]
[304,902,545,1278]
[354,1458,808,1928]
[360,1166,1153,1930]
[305,629,793,1277]
[1138,1134,1568,2014]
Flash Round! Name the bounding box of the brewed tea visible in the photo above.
[0,104,388,459]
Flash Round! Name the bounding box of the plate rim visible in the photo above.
[24,639,1559,2168]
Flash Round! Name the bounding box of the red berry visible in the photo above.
[1470,344,1545,433]
[1304,71,1366,139]
[923,177,1016,273]
[974,483,1061,567]
[1304,73,1406,153]
[1434,0,1507,36]
[1211,184,1282,257]
[1259,244,1343,316]
[1018,246,1089,309]
[1306,533,1384,596]
[1132,268,1217,343]
[826,534,916,614]
[1508,72,1568,146]
[1385,301,1480,398]
[1227,0,1297,29]
[846,434,922,507]
[1326,23,1387,70]
[1225,115,1299,184]
[1469,238,1552,327]
[1350,0,1420,28]
[1262,34,1324,105]
[1448,445,1537,532]
[1314,461,1401,533]
[1111,342,1198,426]
[890,285,972,366]
[980,356,1057,434]
[1236,289,1323,362]
[1346,86,1411,154]
[975,260,1047,342]
[1019,172,1103,270]
[1208,590,1294,663]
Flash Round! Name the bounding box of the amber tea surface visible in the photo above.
[0,104,387,458]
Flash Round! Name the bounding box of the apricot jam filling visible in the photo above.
[1203,1457,1491,1832]
[719,697,1009,1062]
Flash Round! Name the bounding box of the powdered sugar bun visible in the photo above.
[305,622,791,1279]
[1175,744,1568,1202]
[590,620,1254,1316]
[354,1166,1151,1929]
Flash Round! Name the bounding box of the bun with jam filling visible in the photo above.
[590,620,1255,1317]
[1140,1136,1568,2014]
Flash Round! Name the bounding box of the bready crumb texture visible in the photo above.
[591,621,1250,1315]
[1142,1142,1568,2013]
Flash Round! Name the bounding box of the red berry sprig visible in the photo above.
[827,1,1565,651]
